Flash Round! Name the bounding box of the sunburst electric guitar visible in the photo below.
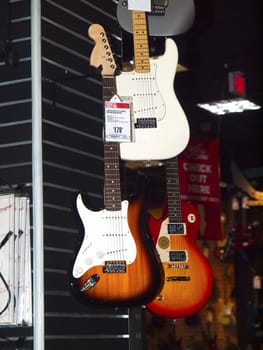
[72,24,163,306]
[116,11,190,162]
[146,157,213,318]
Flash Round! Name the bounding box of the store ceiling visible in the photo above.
[116,0,263,191]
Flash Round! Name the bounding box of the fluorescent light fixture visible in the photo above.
[197,98,261,115]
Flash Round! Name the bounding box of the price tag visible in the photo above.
[104,99,131,142]
[128,0,151,12]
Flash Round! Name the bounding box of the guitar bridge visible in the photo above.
[103,260,126,273]
[167,263,189,269]
[135,118,157,129]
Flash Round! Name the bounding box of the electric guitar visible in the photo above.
[217,265,236,327]
[72,24,163,306]
[117,0,195,36]
[116,11,190,162]
[146,157,213,318]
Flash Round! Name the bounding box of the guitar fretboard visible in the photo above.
[102,75,122,211]
[166,158,183,223]
[132,11,150,73]
[104,142,122,211]
[103,76,117,101]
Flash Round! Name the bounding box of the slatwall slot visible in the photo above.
[10,0,30,19]
[0,102,31,124]
[45,315,129,336]
[0,121,31,143]
[42,101,103,139]
[44,225,79,250]
[0,165,32,188]
[81,0,119,15]
[45,338,129,350]
[0,62,31,83]
[9,16,31,41]
[47,0,121,34]
[43,206,78,230]
[0,144,31,165]
[42,185,103,214]
[42,121,103,155]
[45,248,74,271]
[45,292,129,315]
[0,83,31,107]
[43,84,103,122]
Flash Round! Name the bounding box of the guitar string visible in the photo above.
[104,78,114,261]
[108,75,124,262]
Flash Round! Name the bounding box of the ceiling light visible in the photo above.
[197,98,261,115]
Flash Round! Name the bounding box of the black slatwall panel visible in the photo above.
[0,0,32,189]
[0,0,144,349]
[0,0,33,347]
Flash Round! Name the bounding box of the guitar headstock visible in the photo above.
[88,24,117,76]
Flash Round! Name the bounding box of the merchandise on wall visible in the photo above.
[0,192,32,326]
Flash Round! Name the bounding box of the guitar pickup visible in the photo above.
[166,276,190,282]
[168,223,185,234]
[135,118,157,129]
[103,260,126,273]
[169,250,187,262]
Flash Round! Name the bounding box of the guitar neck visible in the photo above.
[102,75,122,211]
[131,11,150,73]
[103,76,117,100]
[166,158,183,223]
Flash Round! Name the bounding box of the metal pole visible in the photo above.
[31,0,44,349]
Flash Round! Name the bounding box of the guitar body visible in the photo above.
[146,200,213,318]
[116,38,190,161]
[117,0,195,36]
[72,193,163,306]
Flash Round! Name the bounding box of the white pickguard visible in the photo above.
[116,38,190,161]
[157,217,188,263]
[73,194,137,279]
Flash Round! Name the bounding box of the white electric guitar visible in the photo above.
[116,10,190,162]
